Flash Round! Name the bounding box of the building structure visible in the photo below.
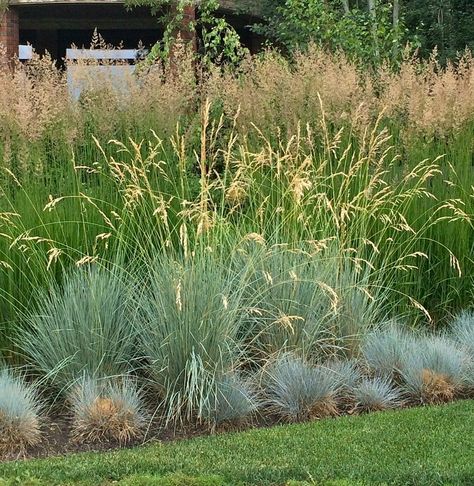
[0,1,261,64]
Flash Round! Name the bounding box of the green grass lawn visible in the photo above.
[0,400,473,486]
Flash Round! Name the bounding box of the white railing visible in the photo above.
[18,44,33,60]
[66,48,140,61]
[17,45,146,100]
[18,46,141,62]
[66,48,143,100]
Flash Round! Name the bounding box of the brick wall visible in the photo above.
[0,9,19,65]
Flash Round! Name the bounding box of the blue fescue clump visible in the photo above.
[203,372,259,426]
[0,368,42,457]
[451,311,474,359]
[353,376,403,412]
[70,376,147,445]
[399,335,468,404]
[264,354,341,422]
[361,322,415,379]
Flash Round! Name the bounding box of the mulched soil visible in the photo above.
[3,413,279,462]
[6,398,465,463]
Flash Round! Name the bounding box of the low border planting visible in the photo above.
[1,260,473,459]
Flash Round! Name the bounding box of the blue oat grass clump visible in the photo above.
[0,368,42,458]
[264,354,341,422]
[137,253,249,425]
[70,376,147,445]
[20,268,137,390]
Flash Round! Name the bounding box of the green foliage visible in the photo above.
[19,268,137,390]
[198,0,249,67]
[124,0,248,66]
[405,0,474,62]
[255,0,474,64]
[253,0,409,66]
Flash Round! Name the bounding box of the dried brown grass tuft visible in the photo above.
[420,369,456,404]
[70,378,147,445]
[72,397,136,444]
[308,395,340,420]
[0,404,42,459]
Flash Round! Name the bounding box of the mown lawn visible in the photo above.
[0,400,472,486]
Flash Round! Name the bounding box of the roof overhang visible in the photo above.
[10,0,124,4]
[9,0,260,12]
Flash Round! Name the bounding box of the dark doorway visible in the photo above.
[18,4,163,63]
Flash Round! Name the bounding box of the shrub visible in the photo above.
[400,336,468,404]
[264,354,340,422]
[70,376,147,444]
[353,376,403,412]
[0,369,42,457]
[361,323,415,379]
[137,252,249,425]
[20,268,136,390]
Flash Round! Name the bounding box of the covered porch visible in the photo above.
[0,0,261,65]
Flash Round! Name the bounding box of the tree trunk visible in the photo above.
[367,0,379,61]
[393,0,400,29]
[392,0,400,59]
[341,0,350,14]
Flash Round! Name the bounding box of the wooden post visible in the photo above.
[170,2,197,53]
